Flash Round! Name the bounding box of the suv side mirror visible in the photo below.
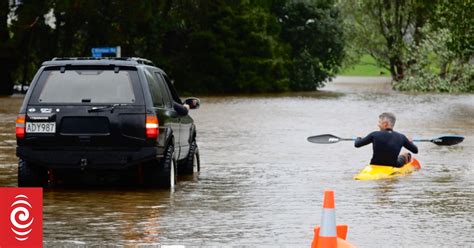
[184,97,200,109]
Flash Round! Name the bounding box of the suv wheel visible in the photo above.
[169,156,177,188]
[179,140,200,174]
[161,143,177,188]
[144,143,177,188]
[18,159,48,187]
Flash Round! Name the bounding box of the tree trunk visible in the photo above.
[439,61,448,79]
[21,30,32,93]
[394,58,404,81]
[0,55,16,96]
[389,56,405,81]
[0,1,14,95]
[389,60,397,81]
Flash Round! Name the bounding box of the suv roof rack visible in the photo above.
[51,57,155,66]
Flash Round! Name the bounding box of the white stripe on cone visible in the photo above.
[320,208,336,237]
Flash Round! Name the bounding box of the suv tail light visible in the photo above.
[146,115,159,139]
[16,114,26,138]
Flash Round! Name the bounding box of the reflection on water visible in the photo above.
[0,82,473,247]
[43,189,168,246]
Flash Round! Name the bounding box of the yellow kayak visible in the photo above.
[354,158,421,180]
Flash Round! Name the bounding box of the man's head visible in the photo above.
[378,112,396,130]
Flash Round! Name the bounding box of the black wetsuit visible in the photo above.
[354,128,418,167]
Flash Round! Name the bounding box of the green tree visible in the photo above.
[342,0,443,80]
[394,26,473,92]
[279,1,345,91]
[434,0,473,61]
[9,1,52,89]
[165,0,290,94]
[50,1,163,57]
[2,0,349,95]
[0,0,15,95]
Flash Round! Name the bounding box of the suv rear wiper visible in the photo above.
[88,104,130,113]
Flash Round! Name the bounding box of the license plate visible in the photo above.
[26,122,56,133]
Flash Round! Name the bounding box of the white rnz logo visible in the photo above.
[10,194,35,241]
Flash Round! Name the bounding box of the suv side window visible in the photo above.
[161,74,182,104]
[154,72,173,108]
[144,69,164,107]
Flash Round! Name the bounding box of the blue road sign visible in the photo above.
[91,47,118,58]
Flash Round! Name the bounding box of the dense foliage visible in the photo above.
[341,0,473,92]
[0,0,346,95]
[278,1,345,90]
[394,26,474,93]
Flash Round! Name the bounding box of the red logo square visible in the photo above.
[0,187,43,248]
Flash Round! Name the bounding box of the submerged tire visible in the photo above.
[144,144,177,188]
[163,144,178,188]
[18,159,48,187]
[179,140,200,175]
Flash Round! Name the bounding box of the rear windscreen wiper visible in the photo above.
[88,104,130,113]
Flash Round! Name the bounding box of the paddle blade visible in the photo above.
[307,134,342,144]
[430,135,464,146]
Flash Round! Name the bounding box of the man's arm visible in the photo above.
[173,102,189,116]
[354,133,373,148]
[403,135,418,153]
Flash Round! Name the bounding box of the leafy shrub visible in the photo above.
[394,26,474,93]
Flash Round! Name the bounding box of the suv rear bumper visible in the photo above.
[17,146,165,169]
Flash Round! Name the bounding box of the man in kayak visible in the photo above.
[354,112,418,167]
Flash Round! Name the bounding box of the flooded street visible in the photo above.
[1,81,473,247]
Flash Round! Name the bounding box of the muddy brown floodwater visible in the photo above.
[0,80,473,247]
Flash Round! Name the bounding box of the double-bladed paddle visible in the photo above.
[307,134,464,146]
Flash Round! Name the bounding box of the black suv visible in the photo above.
[15,57,200,188]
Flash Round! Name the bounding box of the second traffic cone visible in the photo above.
[311,190,356,248]
[317,190,337,248]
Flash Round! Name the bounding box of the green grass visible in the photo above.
[340,55,390,76]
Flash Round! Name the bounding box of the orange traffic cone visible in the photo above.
[311,190,356,248]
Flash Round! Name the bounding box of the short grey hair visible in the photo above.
[379,112,396,127]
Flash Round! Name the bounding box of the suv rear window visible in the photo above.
[37,69,137,103]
